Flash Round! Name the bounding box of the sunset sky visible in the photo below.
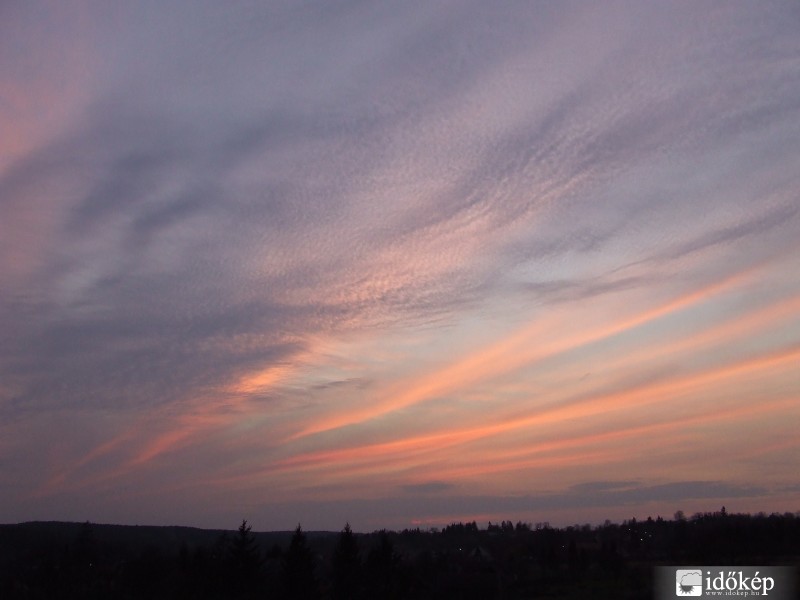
[2,2,799,532]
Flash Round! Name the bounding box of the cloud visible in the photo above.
[239,480,770,530]
[1,1,799,529]
[645,205,800,267]
[569,481,641,494]
[521,274,653,304]
[401,482,456,495]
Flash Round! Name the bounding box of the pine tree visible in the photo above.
[332,523,361,600]
[281,524,318,600]
[228,520,263,598]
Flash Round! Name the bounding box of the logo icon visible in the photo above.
[676,569,703,596]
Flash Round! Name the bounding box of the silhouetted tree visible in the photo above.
[364,531,403,599]
[281,524,318,600]
[332,523,361,600]
[229,519,263,598]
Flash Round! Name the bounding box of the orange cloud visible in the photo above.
[292,266,761,439]
[230,363,296,395]
[252,353,798,489]
[35,260,798,503]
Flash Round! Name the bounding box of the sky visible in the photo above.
[1,1,799,532]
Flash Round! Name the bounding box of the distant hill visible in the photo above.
[0,521,339,565]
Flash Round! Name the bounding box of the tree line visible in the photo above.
[1,509,799,599]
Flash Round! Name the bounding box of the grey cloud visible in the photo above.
[652,205,800,265]
[310,378,371,393]
[256,480,768,529]
[569,481,641,494]
[433,480,762,512]
[0,99,380,412]
[401,482,457,495]
[521,274,653,305]
[60,105,320,238]
[590,481,768,506]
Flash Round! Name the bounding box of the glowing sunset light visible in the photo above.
[293,261,769,440]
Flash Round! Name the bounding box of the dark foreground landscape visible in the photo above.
[1,509,798,599]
